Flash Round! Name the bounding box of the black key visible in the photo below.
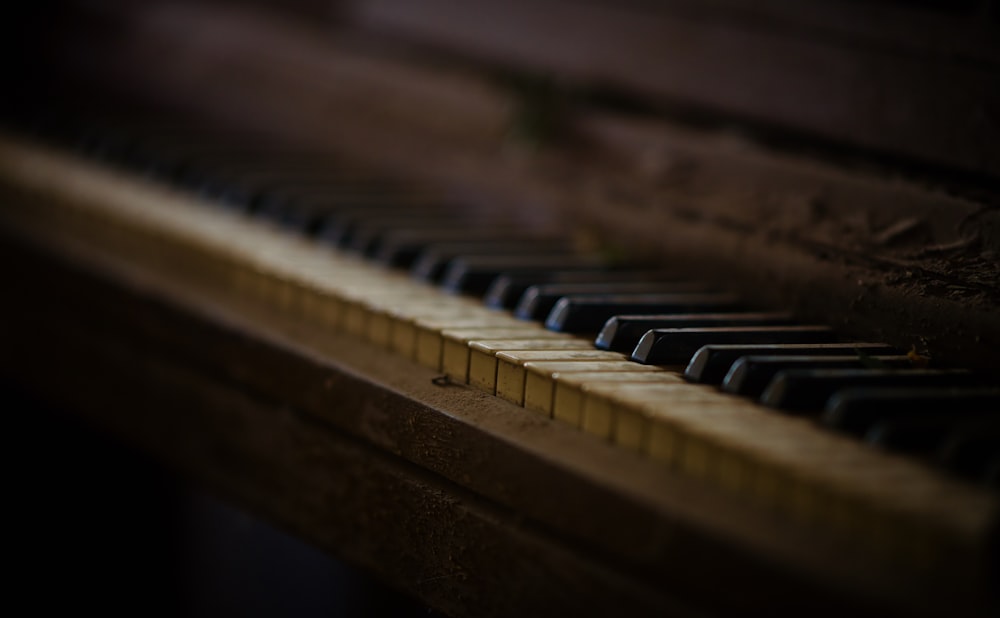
[545,293,741,335]
[822,386,1000,436]
[441,255,607,296]
[221,176,372,214]
[174,158,322,203]
[110,137,189,180]
[984,454,1000,488]
[347,217,473,255]
[409,238,564,270]
[633,325,834,366]
[253,183,391,222]
[128,146,209,186]
[683,343,899,384]
[514,282,707,322]
[867,416,999,455]
[867,417,953,454]
[345,200,509,255]
[271,201,344,235]
[252,180,396,215]
[200,174,258,210]
[174,163,266,210]
[255,188,395,234]
[407,239,571,278]
[761,369,982,413]
[166,157,222,195]
[75,129,135,165]
[178,156,362,190]
[937,422,1000,483]
[595,312,794,353]
[376,233,564,268]
[722,354,913,398]
[484,270,674,310]
[316,202,456,246]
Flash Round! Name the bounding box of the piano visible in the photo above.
[1,0,998,615]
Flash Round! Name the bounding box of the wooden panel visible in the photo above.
[353,0,1000,178]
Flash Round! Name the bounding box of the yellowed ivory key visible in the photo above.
[523,361,666,416]
[579,381,726,451]
[551,371,681,430]
[494,349,627,405]
[441,330,574,383]
[467,339,597,394]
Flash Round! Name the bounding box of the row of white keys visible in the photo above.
[598,383,997,565]
[6,135,996,573]
[441,330,574,383]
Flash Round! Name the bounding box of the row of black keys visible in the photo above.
[27,120,1000,488]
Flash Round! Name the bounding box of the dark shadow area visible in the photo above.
[4,381,438,617]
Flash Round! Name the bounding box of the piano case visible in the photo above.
[1,1,998,616]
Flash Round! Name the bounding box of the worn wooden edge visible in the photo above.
[0,235,910,618]
[0,174,995,616]
[0,273,685,617]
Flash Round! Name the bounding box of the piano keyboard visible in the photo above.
[1,124,998,581]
